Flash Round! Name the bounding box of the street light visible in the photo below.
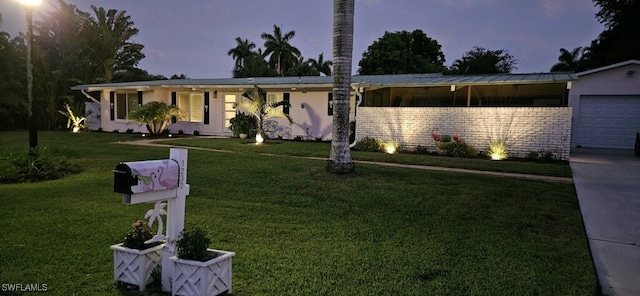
[18,0,41,150]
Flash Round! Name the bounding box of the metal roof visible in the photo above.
[576,59,640,77]
[71,72,576,91]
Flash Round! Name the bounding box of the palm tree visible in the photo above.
[227,37,257,69]
[326,0,355,174]
[308,53,333,76]
[261,25,301,75]
[127,101,184,135]
[237,85,292,140]
[86,6,144,82]
[551,47,583,72]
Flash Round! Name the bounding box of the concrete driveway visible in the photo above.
[571,149,640,296]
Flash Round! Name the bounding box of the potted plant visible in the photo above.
[110,220,164,291]
[170,226,235,296]
[229,112,251,139]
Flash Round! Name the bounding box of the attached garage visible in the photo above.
[568,60,640,150]
[574,95,640,149]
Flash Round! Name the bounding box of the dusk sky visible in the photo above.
[1,0,604,79]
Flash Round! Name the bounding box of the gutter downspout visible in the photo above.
[349,85,363,149]
[81,89,100,104]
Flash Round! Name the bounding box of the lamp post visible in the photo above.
[18,0,41,150]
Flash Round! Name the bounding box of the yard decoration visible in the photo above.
[110,220,164,291]
[170,226,235,296]
[432,127,478,157]
[112,148,234,293]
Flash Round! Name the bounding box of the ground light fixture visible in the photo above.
[384,141,398,154]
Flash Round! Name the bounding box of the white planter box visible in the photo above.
[170,249,235,296]
[110,243,164,291]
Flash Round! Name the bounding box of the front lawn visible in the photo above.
[159,137,573,177]
[0,132,595,295]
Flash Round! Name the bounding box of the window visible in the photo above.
[178,93,204,123]
[267,92,289,114]
[116,93,139,120]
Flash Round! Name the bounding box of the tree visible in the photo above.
[449,47,517,75]
[0,15,27,130]
[308,53,333,76]
[237,85,292,140]
[261,25,301,75]
[358,29,445,75]
[327,0,355,174]
[228,37,257,69]
[84,5,145,82]
[283,56,320,76]
[580,0,640,70]
[33,0,93,129]
[127,101,184,135]
[550,47,583,72]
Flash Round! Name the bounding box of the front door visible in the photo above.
[223,94,237,134]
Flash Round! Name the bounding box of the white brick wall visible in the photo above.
[355,107,573,160]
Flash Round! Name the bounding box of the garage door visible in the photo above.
[574,95,640,149]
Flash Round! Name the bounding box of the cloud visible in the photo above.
[538,0,566,18]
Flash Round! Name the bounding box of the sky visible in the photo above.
[1,0,604,79]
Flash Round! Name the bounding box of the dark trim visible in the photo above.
[109,91,115,121]
[204,92,210,125]
[171,92,177,123]
[328,92,333,116]
[283,93,290,115]
[137,91,143,106]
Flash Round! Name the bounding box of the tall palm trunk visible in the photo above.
[326,0,355,174]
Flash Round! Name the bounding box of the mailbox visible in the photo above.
[114,159,179,194]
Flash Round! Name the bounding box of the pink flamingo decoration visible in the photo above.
[157,166,177,189]
[141,172,157,192]
[431,128,440,141]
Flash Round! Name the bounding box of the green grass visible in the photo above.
[0,131,596,295]
[158,137,573,177]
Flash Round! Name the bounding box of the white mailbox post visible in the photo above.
[113,148,189,292]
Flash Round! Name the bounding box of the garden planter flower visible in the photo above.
[110,243,164,291]
[170,249,235,296]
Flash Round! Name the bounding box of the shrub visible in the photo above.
[526,150,540,160]
[414,145,431,154]
[447,142,478,158]
[0,147,81,183]
[122,220,161,250]
[127,101,184,135]
[176,226,212,261]
[125,128,134,134]
[292,135,304,142]
[193,130,200,136]
[352,137,383,152]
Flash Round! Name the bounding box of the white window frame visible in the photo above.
[178,92,204,123]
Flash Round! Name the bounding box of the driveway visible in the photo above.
[571,149,640,296]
